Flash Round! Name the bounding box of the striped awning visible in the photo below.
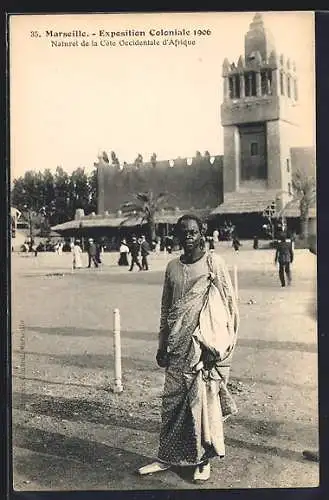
[211,191,279,215]
[52,209,213,233]
[51,216,144,231]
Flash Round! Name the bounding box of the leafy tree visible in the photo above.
[11,170,43,212]
[68,167,90,216]
[121,190,170,241]
[280,170,316,240]
[11,170,56,238]
[41,169,56,208]
[53,166,71,224]
[88,169,98,214]
[11,164,100,230]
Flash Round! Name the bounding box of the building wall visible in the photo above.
[266,120,282,190]
[239,123,267,182]
[97,156,224,214]
[279,120,298,203]
[223,126,238,192]
[290,147,316,178]
[221,96,279,127]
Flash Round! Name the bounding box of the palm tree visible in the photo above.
[279,171,316,240]
[121,190,170,241]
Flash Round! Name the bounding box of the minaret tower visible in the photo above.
[221,12,298,207]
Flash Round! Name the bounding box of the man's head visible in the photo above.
[132,236,137,242]
[141,235,145,241]
[89,238,93,243]
[175,214,203,253]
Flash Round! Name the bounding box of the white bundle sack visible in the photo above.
[198,281,235,361]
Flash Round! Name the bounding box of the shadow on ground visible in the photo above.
[20,267,313,290]
[13,351,157,371]
[13,419,309,492]
[13,392,317,450]
[13,392,161,433]
[13,424,163,490]
[236,338,317,353]
[24,326,157,342]
[20,327,316,354]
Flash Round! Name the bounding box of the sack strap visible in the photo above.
[205,252,237,362]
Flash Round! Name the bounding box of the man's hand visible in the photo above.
[201,348,218,370]
[156,348,168,368]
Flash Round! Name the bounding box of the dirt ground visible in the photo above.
[10,242,319,491]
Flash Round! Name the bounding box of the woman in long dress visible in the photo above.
[118,239,130,266]
[72,240,83,269]
[138,214,239,483]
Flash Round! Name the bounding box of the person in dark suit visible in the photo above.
[129,236,142,271]
[274,233,294,287]
[253,235,259,249]
[95,241,102,264]
[140,235,151,270]
[87,238,99,268]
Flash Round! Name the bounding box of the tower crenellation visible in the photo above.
[222,13,298,108]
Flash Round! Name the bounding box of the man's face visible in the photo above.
[178,219,202,252]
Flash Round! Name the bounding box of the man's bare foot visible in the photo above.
[137,461,170,475]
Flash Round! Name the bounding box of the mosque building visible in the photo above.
[210,12,315,237]
[51,13,315,243]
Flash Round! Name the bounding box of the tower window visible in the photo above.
[234,75,240,98]
[261,71,267,95]
[293,79,298,101]
[251,142,258,156]
[244,74,249,96]
[229,77,234,98]
[287,75,291,98]
[245,72,256,97]
[288,182,292,195]
[286,158,290,172]
[280,72,285,95]
[267,70,272,94]
[229,75,240,99]
[261,70,272,95]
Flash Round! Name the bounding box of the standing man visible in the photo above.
[274,233,294,287]
[232,235,242,252]
[138,214,239,482]
[129,236,142,271]
[87,238,98,268]
[140,235,151,271]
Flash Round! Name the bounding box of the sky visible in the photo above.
[10,11,315,180]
